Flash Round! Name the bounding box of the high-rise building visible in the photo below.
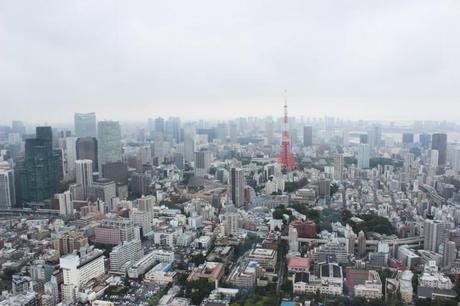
[60,249,105,303]
[224,211,240,236]
[75,160,93,200]
[154,117,165,137]
[424,219,446,253]
[54,231,88,256]
[358,230,366,257]
[57,191,73,216]
[430,150,439,169]
[153,132,164,162]
[402,133,414,145]
[442,241,456,267]
[184,130,195,162]
[432,133,447,166]
[76,137,98,172]
[318,178,331,201]
[303,126,313,147]
[0,167,15,209]
[64,137,77,181]
[369,125,381,148]
[357,144,370,169]
[74,112,97,138]
[334,154,344,181]
[419,133,431,149]
[109,240,144,274]
[97,121,122,171]
[229,167,245,207]
[195,150,211,177]
[165,117,181,144]
[20,127,63,203]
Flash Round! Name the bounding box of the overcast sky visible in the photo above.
[1,0,460,124]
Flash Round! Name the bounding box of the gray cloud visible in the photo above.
[1,0,459,124]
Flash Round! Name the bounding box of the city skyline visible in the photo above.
[1,1,460,123]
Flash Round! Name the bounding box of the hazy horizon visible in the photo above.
[1,0,460,123]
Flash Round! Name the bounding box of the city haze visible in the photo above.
[1,0,460,123]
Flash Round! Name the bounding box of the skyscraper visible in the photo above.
[76,137,98,172]
[357,144,370,169]
[75,160,93,200]
[424,219,446,252]
[402,133,414,145]
[74,113,97,138]
[334,154,344,181]
[183,129,195,162]
[97,121,122,171]
[57,191,73,216]
[64,137,77,181]
[432,133,447,166]
[154,117,165,137]
[0,168,15,209]
[20,127,63,203]
[195,150,211,177]
[303,126,313,147]
[229,167,245,207]
[358,230,366,257]
[419,133,431,149]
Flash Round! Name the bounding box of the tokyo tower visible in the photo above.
[279,91,294,171]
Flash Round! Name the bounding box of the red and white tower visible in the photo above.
[279,91,294,171]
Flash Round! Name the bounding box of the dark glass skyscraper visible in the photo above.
[20,127,63,203]
[76,137,98,171]
[432,133,447,166]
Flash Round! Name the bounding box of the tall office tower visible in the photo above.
[432,133,447,166]
[357,230,366,257]
[11,120,26,135]
[97,121,122,171]
[402,133,414,145]
[64,137,77,181]
[369,125,381,148]
[357,144,370,169]
[419,133,431,149]
[424,219,447,252]
[303,126,313,147]
[334,154,344,181]
[359,134,368,144]
[184,129,195,162]
[153,132,164,163]
[216,123,228,142]
[57,191,73,216]
[229,167,245,207]
[76,137,98,172]
[154,117,165,137]
[75,160,93,200]
[20,127,63,202]
[74,112,97,138]
[451,147,460,172]
[0,167,15,208]
[443,241,457,267]
[430,150,439,169]
[279,99,294,170]
[229,122,238,143]
[164,117,180,144]
[195,150,211,177]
